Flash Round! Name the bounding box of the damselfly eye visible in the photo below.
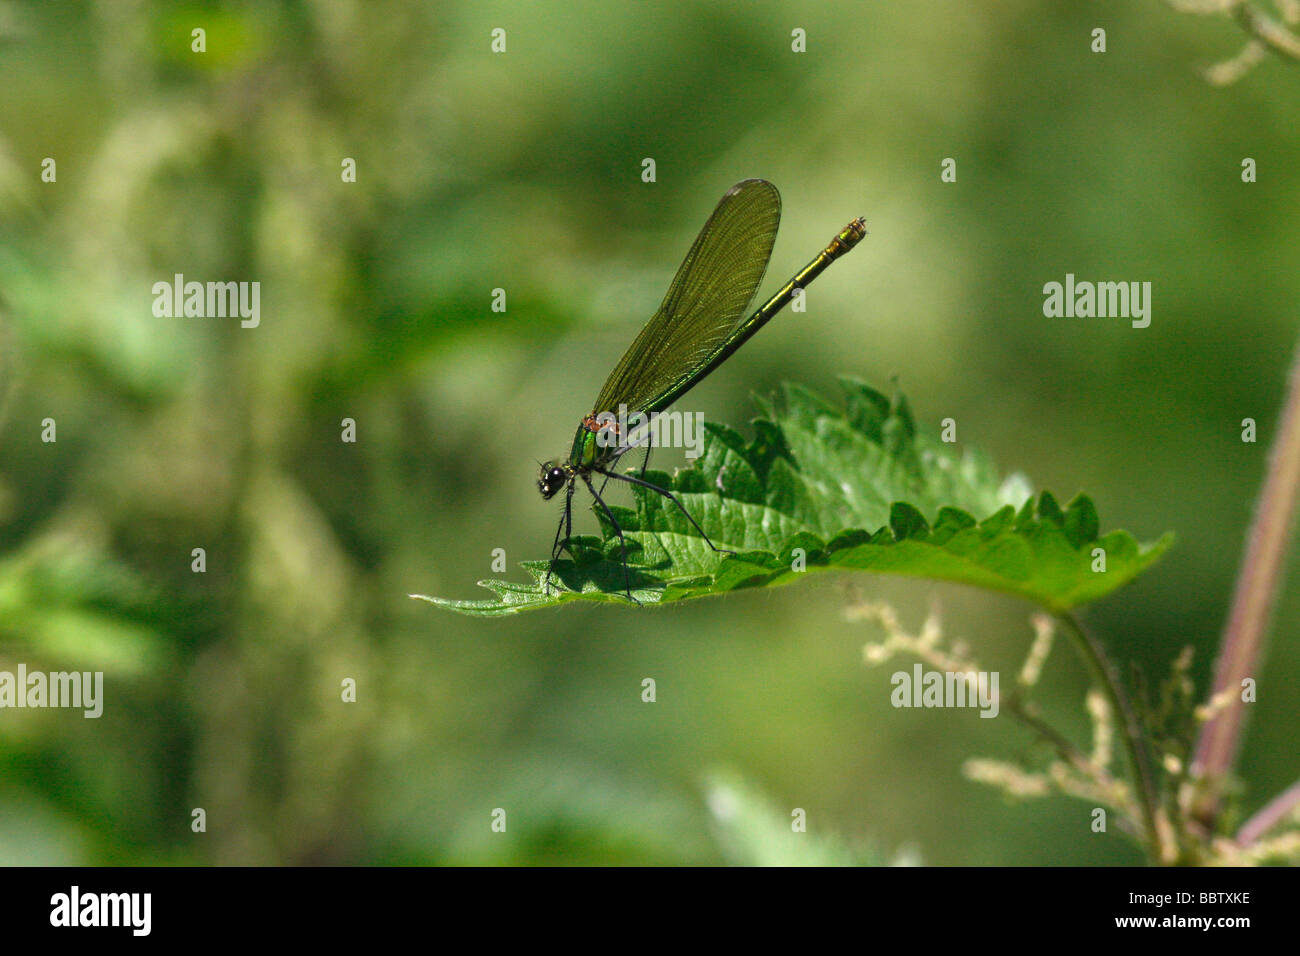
[548,467,565,485]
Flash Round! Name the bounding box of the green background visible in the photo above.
[0,0,1296,865]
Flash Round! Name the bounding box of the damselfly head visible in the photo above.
[537,461,569,500]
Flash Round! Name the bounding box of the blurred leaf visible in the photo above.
[430,758,716,866]
[416,379,1173,616]
[0,532,168,676]
[705,770,893,866]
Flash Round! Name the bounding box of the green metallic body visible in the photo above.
[568,427,601,470]
[537,179,867,599]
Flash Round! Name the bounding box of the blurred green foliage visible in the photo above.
[0,0,1297,864]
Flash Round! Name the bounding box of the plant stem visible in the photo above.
[1001,693,1131,810]
[1055,611,1163,861]
[1233,1,1300,62]
[1236,776,1300,846]
[1191,335,1300,828]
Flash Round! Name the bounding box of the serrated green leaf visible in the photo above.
[415,380,1173,616]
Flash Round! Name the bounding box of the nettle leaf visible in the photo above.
[415,379,1172,616]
